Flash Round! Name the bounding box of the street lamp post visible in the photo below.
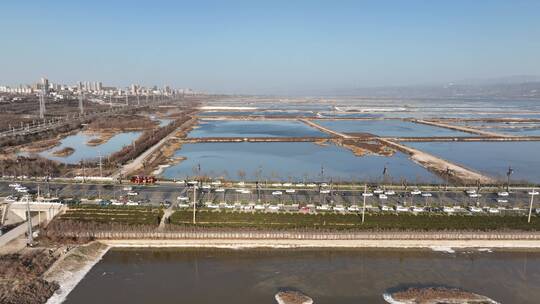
[528,188,538,224]
[506,166,513,192]
[361,184,367,224]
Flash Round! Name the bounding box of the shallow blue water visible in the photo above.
[160,142,442,183]
[407,141,540,183]
[315,120,471,137]
[36,131,142,164]
[188,120,329,138]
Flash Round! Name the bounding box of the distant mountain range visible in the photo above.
[321,76,540,99]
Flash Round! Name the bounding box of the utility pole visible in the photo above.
[506,166,513,192]
[192,184,197,224]
[528,188,538,223]
[39,88,46,119]
[25,197,33,245]
[362,184,367,224]
[78,83,84,115]
[98,151,103,177]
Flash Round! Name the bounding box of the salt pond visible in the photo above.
[188,120,329,138]
[160,142,441,183]
[407,141,540,183]
[315,119,472,137]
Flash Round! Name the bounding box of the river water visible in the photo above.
[64,248,540,304]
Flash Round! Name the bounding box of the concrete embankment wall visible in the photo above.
[49,229,540,241]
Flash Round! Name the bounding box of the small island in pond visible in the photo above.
[51,147,75,157]
[275,291,314,304]
[383,286,499,304]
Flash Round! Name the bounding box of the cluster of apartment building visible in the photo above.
[0,77,198,100]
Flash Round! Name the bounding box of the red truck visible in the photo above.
[130,175,157,184]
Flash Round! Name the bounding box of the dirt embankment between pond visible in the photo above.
[118,113,199,177]
[378,138,495,184]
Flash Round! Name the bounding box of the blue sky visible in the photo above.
[1,0,539,94]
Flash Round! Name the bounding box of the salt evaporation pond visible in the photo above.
[37,131,142,164]
[315,119,472,137]
[63,248,540,304]
[188,120,329,138]
[407,141,540,183]
[160,142,441,183]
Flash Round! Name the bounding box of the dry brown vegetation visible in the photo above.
[0,156,69,177]
[0,249,60,304]
[87,114,157,131]
[391,286,496,303]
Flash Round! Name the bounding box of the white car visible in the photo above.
[271,183,282,187]
[254,204,265,210]
[8,183,20,188]
[177,196,189,201]
[283,183,293,187]
[267,205,280,211]
[285,189,296,193]
[272,191,283,196]
[411,206,424,213]
[236,181,245,186]
[123,186,133,191]
[362,192,374,197]
[211,181,222,185]
[316,204,331,211]
[201,185,211,190]
[178,203,190,208]
[465,189,477,195]
[295,183,305,187]
[443,206,455,213]
[16,187,28,193]
[127,191,138,196]
[496,199,508,203]
[468,193,481,198]
[320,189,330,194]
[529,190,539,195]
[373,189,384,194]
[395,205,409,212]
[497,191,509,197]
[125,201,139,206]
[378,194,388,200]
[112,201,124,206]
[240,190,251,194]
[380,205,392,211]
[410,190,422,195]
[421,193,432,197]
[5,196,17,202]
[320,183,328,187]
[306,183,317,188]
[468,206,483,213]
[488,208,500,214]
[215,188,225,192]
[333,205,345,212]
[347,205,360,212]
[384,190,396,195]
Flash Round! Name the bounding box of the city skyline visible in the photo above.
[1,1,540,94]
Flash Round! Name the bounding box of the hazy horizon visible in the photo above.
[1,1,540,94]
